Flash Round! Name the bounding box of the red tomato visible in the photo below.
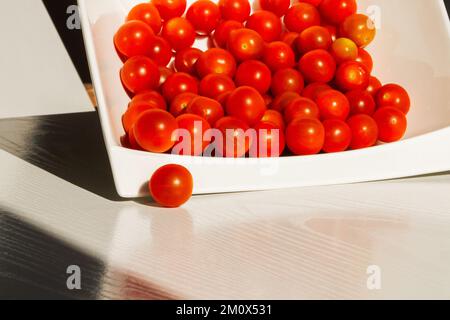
[296,26,332,54]
[322,119,352,153]
[149,164,193,208]
[218,0,251,23]
[153,0,187,20]
[127,125,144,150]
[213,20,243,48]
[302,0,323,6]
[375,84,411,114]
[284,3,321,34]
[235,60,272,94]
[302,82,332,100]
[365,76,382,97]
[199,74,236,99]
[286,118,325,155]
[186,0,221,34]
[162,72,199,102]
[175,47,203,75]
[319,0,357,25]
[298,49,336,83]
[280,32,300,47]
[129,91,167,110]
[323,24,337,42]
[262,41,296,71]
[246,10,282,42]
[215,116,252,157]
[227,28,265,62]
[216,91,232,106]
[127,3,162,34]
[315,89,350,120]
[335,61,370,91]
[263,94,273,107]
[123,101,159,133]
[226,86,267,126]
[346,90,376,116]
[340,14,376,48]
[330,37,358,64]
[173,114,211,155]
[355,48,373,73]
[169,92,198,117]
[162,17,196,51]
[114,21,155,61]
[284,97,320,123]
[196,48,237,78]
[259,0,290,17]
[347,114,378,149]
[252,122,285,157]
[271,68,305,96]
[261,109,285,130]
[147,36,173,66]
[271,92,301,112]
[159,66,174,87]
[134,109,178,153]
[120,56,160,95]
[373,107,407,143]
[187,96,225,126]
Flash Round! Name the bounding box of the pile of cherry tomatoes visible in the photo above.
[114,0,411,207]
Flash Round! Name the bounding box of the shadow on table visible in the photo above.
[0,111,123,201]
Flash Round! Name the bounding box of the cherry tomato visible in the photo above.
[186,0,221,35]
[263,41,296,71]
[134,109,178,153]
[335,61,370,91]
[162,72,199,102]
[215,116,252,157]
[261,109,285,130]
[120,56,160,95]
[114,21,155,61]
[263,94,273,107]
[302,82,332,100]
[284,97,320,123]
[196,48,237,78]
[315,89,350,120]
[319,0,357,25]
[365,76,382,97]
[127,3,162,34]
[149,164,193,208]
[286,118,325,155]
[280,32,300,47]
[346,90,376,116]
[355,48,373,73]
[301,0,324,6]
[259,0,290,17]
[235,60,272,94]
[226,86,267,126]
[169,92,198,117]
[175,48,203,75]
[373,107,407,143]
[251,122,285,157]
[159,66,174,87]
[216,91,232,106]
[323,24,337,42]
[322,119,352,153]
[296,26,332,54]
[330,37,358,64]
[187,96,225,126]
[129,91,167,110]
[218,0,251,23]
[199,74,236,99]
[213,20,243,48]
[271,68,305,96]
[340,14,376,48]
[375,84,411,114]
[147,36,173,66]
[284,3,321,34]
[298,49,336,83]
[162,17,196,51]
[127,125,144,151]
[123,101,159,133]
[271,92,301,112]
[347,114,378,149]
[246,10,282,42]
[153,0,187,20]
[173,114,211,155]
[227,28,265,62]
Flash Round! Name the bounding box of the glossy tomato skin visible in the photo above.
[196,48,237,78]
[251,122,286,158]
[261,109,285,130]
[330,37,358,64]
[365,76,382,97]
[296,26,332,54]
[215,116,252,158]
[158,66,174,87]
[169,92,198,117]
[122,101,159,133]
[120,56,160,95]
[213,20,243,48]
[355,48,373,73]
[226,86,267,126]
[218,0,251,23]
[302,82,332,100]
[335,61,370,92]
[187,96,225,126]
[271,68,305,96]
[162,72,199,102]
[319,0,357,25]
[263,41,296,71]
[259,0,290,17]
[129,91,167,110]
[298,49,336,83]
[153,0,187,20]
[134,109,178,153]
[246,10,282,42]
[340,14,376,48]
[284,97,320,124]
[271,92,301,112]
[315,89,350,121]
[227,28,265,62]
[346,90,376,116]
[149,164,193,208]
[199,74,236,99]
[281,32,300,48]
[375,84,411,115]
[162,17,196,51]
[186,0,221,34]
[127,3,162,34]
[284,3,321,34]
[175,48,203,75]
[147,36,173,66]
[322,119,352,153]
[373,107,407,143]
[286,118,325,155]
[347,114,378,149]
[235,60,272,94]
[173,114,211,155]
[114,21,155,61]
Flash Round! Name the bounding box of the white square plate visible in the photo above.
[79,0,450,198]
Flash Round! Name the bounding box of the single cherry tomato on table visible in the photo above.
[120,56,160,95]
[187,96,225,126]
[213,20,243,48]
[218,0,251,23]
[284,3,321,34]
[298,49,336,83]
[322,119,352,153]
[375,84,411,114]
[227,28,265,62]
[318,0,357,25]
[186,0,221,35]
[226,86,267,126]
[196,48,237,78]
[335,61,370,92]
[315,89,350,121]
[347,114,378,149]
[169,92,198,117]
[162,72,199,102]
[271,68,305,96]
[235,60,272,94]
[175,48,203,75]
[127,3,162,34]
[284,97,320,124]
[215,117,252,158]
[259,0,290,17]
[153,0,187,20]
[373,107,407,143]
[286,118,325,155]
[251,122,286,158]
[246,10,282,42]
[346,90,376,116]
[162,17,196,51]
[199,74,236,99]
[295,26,332,54]
[114,21,155,61]
[263,41,296,71]
[340,14,376,48]
[173,114,212,155]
